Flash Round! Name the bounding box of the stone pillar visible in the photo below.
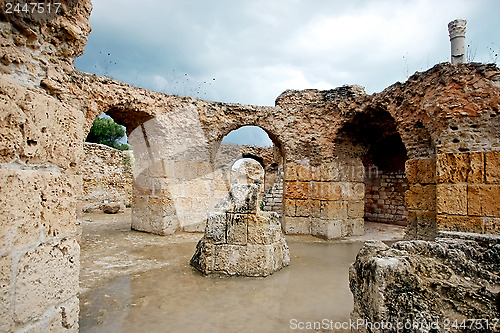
[448,19,467,64]
[191,184,290,276]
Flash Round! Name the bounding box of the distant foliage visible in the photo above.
[86,117,130,151]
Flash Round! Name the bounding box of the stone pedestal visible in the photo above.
[190,184,290,277]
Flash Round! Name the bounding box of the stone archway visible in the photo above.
[333,107,410,233]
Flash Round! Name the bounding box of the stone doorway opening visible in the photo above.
[81,112,134,214]
[334,108,409,226]
[217,125,284,219]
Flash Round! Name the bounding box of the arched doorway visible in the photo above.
[334,107,409,227]
[215,125,284,218]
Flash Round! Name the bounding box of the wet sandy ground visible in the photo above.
[79,209,405,333]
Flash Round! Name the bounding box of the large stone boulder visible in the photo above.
[349,233,500,332]
[191,184,290,277]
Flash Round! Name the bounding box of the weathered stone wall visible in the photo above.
[436,151,500,234]
[0,1,91,330]
[130,130,281,234]
[0,77,84,331]
[79,142,133,212]
[282,158,365,239]
[350,233,500,332]
[364,170,408,225]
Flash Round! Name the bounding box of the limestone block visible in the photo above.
[467,184,500,217]
[191,193,288,277]
[437,215,483,233]
[14,238,79,324]
[245,244,274,276]
[183,180,211,198]
[48,296,79,332]
[247,213,281,245]
[320,201,347,219]
[284,181,310,199]
[226,214,248,245]
[405,158,436,184]
[310,218,342,239]
[0,255,13,332]
[296,165,311,181]
[174,161,199,179]
[147,160,167,178]
[214,180,230,192]
[319,163,332,181]
[0,77,84,169]
[347,201,364,218]
[197,162,213,179]
[295,199,320,217]
[485,151,500,184]
[148,196,177,216]
[132,195,149,213]
[350,237,500,329]
[405,184,436,211]
[349,183,365,200]
[191,197,209,214]
[283,216,310,234]
[311,182,342,200]
[436,184,467,215]
[484,217,500,235]
[341,218,364,237]
[162,159,175,178]
[406,210,437,240]
[282,198,295,216]
[437,153,469,183]
[133,178,153,196]
[311,165,322,181]
[468,152,484,183]
[0,170,41,250]
[175,197,192,212]
[213,244,247,275]
[284,163,297,181]
[131,214,179,235]
[151,177,172,197]
[41,173,80,239]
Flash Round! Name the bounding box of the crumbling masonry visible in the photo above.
[0,1,499,331]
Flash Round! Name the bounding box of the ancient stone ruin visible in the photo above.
[191,184,290,276]
[0,0,499,331]
[350,233,500,332]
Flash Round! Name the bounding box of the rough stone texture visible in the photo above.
[365,170,408,225]
[1,0,500,328]
[350,235,500,332]
[191,184,290,277]
[79,142,133,212]
[102,202,121,214]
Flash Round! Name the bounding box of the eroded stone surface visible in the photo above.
[350,235,500,332]
[191,184,290,277]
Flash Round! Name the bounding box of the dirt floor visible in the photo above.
[78,209,405,332]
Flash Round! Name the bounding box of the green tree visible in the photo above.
[86,116,130,150]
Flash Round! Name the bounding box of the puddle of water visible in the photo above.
[79,211,404,332]
[79,241,363,333]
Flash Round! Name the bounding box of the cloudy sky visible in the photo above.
[75,0,499,107]
[76,0,498,145]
